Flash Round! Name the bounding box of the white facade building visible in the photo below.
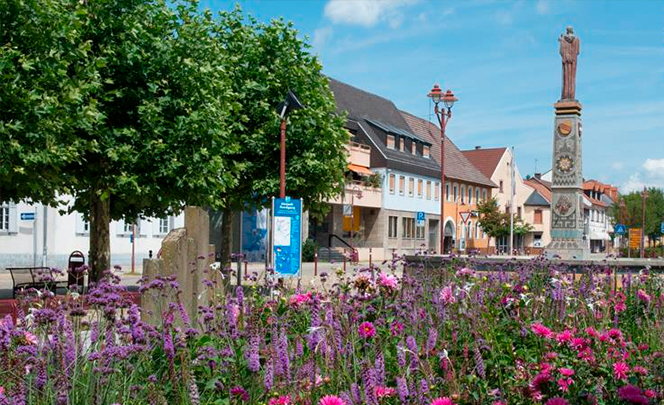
[0,200,183,270]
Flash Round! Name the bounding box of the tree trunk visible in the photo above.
[89,190,111,283]
[219,206,234,269]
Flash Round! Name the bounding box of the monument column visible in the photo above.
[546,26,589,260]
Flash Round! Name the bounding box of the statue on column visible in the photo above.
[559,26,580,100]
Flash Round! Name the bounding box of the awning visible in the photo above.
[348,163,373,176]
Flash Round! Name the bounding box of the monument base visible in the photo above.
[546,238,589,260]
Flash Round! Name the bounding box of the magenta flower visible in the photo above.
[545,398,569,405]
[319,395,345,405]
[531,323,553,339]
[430,397,457,405]
[637,289,651,304]
[374,386,396,399]
[378,273,398,290]
[24,332,38,345]
[268,395,292,405]
[613,362,630,380]
[358,322,376,339]
[555,330,573,344]
[559,368,575,377]
[439,286,456,305]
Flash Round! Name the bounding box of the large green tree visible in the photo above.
[476,197,532,251]
[211,9,349,264]
[610,187,664,245]
[1,0,240,280]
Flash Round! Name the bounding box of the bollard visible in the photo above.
[244,261,248,280]
[369,248,372,268]
[314,249,318,276]
[343,255,347,272]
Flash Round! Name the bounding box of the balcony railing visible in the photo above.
[347,142,371,167]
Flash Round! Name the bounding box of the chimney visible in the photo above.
[534,173,542,179]
[474,146,481,150]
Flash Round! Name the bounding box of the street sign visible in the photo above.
[460,212,471,224]
[343,204,352,217]
[629,228,642,250]
[272,197,302,277]
[416,211,425,226]
[614,224,626,235]
[20,212,35,221]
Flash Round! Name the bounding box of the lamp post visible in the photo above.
[619,198,626,254]
[428,84,458,254]
[641,187,648,258]
[276,90,304,198]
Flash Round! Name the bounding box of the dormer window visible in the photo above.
[387,134,395,149]
[423,145,430,158]
[411,141,417,155]
[399,138,405,152]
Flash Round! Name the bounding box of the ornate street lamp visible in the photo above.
[276,90,304,198]
[428,84,458,254]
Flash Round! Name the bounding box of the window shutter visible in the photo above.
[169,216,175,231]
[152,218,161,235]
[138,219,148,236]
[8,202,17,233]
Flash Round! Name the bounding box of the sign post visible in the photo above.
[629,228,642,257]
[416,211,425,226]
[272,197,302,278]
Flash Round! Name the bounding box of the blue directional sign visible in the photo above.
[272,197,302,277]
[614,224,626,235]
[417,211,425,226]
[20,212,35,221]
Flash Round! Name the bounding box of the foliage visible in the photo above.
[214,7,349,220]
[1,259,663,404]
[476,197,533,239]
[363,173,383,189]
[1,0,239,216]
[611,187,664,241]
[302,239,318,262]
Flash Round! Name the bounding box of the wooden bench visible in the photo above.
[7,267,67,298]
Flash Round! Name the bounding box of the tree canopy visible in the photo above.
[476,197,533,241]
[610,187,664,242]
[1,0,349,278]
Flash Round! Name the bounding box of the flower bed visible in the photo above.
[0,258,663,405]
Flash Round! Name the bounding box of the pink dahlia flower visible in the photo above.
[613,362,629,380]
[531,323,553,339]
[374,386,396,399]
[24,332,38,345]
[319,395,345,405]
[439,286,456,305]
[358,321,376,339]
[378,273,398,290]
[430,397,457,405]
[545,398,569,405]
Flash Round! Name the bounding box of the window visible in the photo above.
[517,206,522,219]
[467,220,473,240]
[434,182,440,201]
[423,145,430,158]
[159,218,170,234]
[534,209,543,224]
[408,177,414,197]
[76,214,90,235]
[475,222,480,239]
[124,221,134,234]
[411,141,417,155]
[460,185,466,203]
[426,181,432,200]
[389,174,396,194]
[0,206,9,231]
[399,176,405,195]
[388,216,398,238]
[416,222,425,239]
[402,217,415,238]
[399,138,405,152]
[468,186,473,205]
[475,188,480,203]
[445,183,451,202]
[387,135,395,149]
[417,179,423,198]
[499,180,504,193]
[533,233,543,247]
[453,184,458,202]
[482,189,487,201]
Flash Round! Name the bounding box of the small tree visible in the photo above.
[477,197,532,252]
[610,187,664,246]
[212,9,349,265]
[2,0,240,281]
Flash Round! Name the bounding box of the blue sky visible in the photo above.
[204,0,664,193]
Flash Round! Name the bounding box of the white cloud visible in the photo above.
[611,162,624,171]
[313,27,333,48]
[535,0,550,15]
[324,0,419,28]
[621,173,647,193]
[643,158,664,179]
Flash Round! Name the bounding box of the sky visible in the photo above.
[204,0,664,193]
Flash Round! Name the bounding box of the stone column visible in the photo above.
[546,101,589,260]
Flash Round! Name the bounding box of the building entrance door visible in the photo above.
[428,219,439,253]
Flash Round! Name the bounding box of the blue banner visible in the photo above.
[272,197,302,277]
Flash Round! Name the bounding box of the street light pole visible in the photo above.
[276,90,304,199]
[428,84,458,255]
[640,188,646,257]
